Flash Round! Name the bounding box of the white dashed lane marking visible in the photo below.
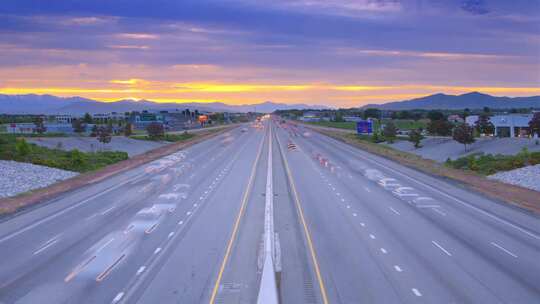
[394,265,403,272]
[380,248,387,254]
[389,207,400,215]
[432,241,452,256]
[491,242,518,258]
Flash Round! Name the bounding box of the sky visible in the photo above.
[0,0,539,107]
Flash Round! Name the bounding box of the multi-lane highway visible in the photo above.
[0,118,539,303]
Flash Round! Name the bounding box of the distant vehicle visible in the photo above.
[241,128,248,132]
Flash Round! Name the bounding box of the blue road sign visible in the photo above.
[356,120,373,134]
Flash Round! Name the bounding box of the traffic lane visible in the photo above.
[299,127,540,251]
[212,125,268,303]
[272,126,322,304]
[0,128,252,286]
[275,127,408,303]
[0,128,260,303]
[0,126,244,240]
[297,141,533,303]
[303,127,540,240]
[132,125,265,304]
[295,129,540,302]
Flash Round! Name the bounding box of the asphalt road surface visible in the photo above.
[0,118,539,304]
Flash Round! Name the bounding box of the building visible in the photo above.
[92,112,126,124]
[465,115,479,126]
[299,111,321,122]
[447,114,464,124]
[6,123,35,134]
[129,111,164,130]
[491,114,533,137]
[343,116,364,122]
[54,114,77,124]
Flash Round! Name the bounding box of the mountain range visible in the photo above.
[363,92,540,110]
[0,94,328,114]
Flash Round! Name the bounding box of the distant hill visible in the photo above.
[362,92,540,110]
[0,94,328,114]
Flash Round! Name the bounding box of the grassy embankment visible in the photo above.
[312,129,540,213]
[308,119,428,131]
[130,132,195,142]
[445,149,540,175]
[0,134,128,172]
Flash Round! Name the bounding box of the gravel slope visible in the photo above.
[0,160,78,198]
[488,164,540,192]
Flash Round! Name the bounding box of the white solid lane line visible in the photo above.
[432,240,452,256]
[101,206,116,215]
[490,242,518,258]
[154,247,162,255]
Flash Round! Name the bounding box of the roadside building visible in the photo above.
[6,123,34,134]
[447,114,464,124]
[54,114,77,124]
[92,112,126,124]
[491,114,533,137]
[299,111,321,122]
[465,115,479,126]
[129,111,164,130]
[343,116,364,122]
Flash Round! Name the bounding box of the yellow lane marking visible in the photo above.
[209,124,267,304]
[275,124,329,304]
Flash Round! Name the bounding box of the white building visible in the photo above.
[491,114,533,137]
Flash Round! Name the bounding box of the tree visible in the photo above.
[426,120,453,136]
[383,121,397,143]
[33,116,47,134]
[427,110,445,121]
[363,108,381,119]
[83,113,93,124]
[72,119,86,134]
[146,122,165,140]
[408,129,424,148]
[475,114,494,135]
[90,125,98,137]
[453,123,475,151]
[333,112,345,122]
[97,126,112,145]
[529,112,540,137]
[124,122,133,137]
[483,106,491,114]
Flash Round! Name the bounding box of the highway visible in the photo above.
[0,118,539,303]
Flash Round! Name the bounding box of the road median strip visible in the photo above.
[0,127,234,215]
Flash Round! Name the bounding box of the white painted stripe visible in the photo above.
[346,205,351,209]
[97,238,115,253]
[360,222,366,227]
[394,265,402,272]
[154,247,162,254]
[380,248,387,254]
[112,292,124,303]
[369,234,376,239]
[341,198,345,202]
[432,241,452,256]
[432,208,447,216]
[168,232,174,239]
[363,186,371,193]
[186,211,192,216]
[491,242,518,258]
[33,239,58,255]
[136,266,146,275]
[412,288,422,297]
[101,206,115,215]
[178,220,184,225]
[389,207,400,215]
[352,213,357,217]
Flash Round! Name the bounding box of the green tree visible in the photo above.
[333,112,345,122]
[15,138,31,157]
[427,120,453,136]
[363,108,381,119]
[97,126,112,145]
[83,113,93,124]
[408,129,424,148]
[529,112,540,137]
[146,122,165,140]
[90,125,98,137]
[427,110,445,121]
[33,116,47,134]
[475,114,494,135]
[124,123,133,136]
[453,123,475,151]
[72,119,86,134]
[383,121,397,143]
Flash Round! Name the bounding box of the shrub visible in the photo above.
[15,138,31,157]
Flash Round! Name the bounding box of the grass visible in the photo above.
[0,134,128,173]
[445,149,540,175]
[307,119,428,132]
[131,132,195,142]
